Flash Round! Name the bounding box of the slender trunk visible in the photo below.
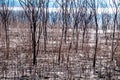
[58,8,65,64]
[58,25,64,64]
[43,24,46,53]
[93,11,98,68]
[32,9,37,65]
[36,24,42,56]
[32,23,37,65]
[64,24,67,43]
[75,25,78,53]
[43,7,48,54]
[82,24,87,50]
[105,31,108,45]
[111,13,117,61]
[4,22,9,59]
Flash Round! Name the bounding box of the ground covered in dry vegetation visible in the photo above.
[0,23,120,80]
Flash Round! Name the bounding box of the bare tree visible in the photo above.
[42,0,49,53]
[88,0,99,67]
[0,0,11,59]
[102,13,111,45]
[110,0,119,61]
[56,0,69,64]
[18,0,43,65]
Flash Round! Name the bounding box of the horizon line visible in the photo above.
[0,7,119,14]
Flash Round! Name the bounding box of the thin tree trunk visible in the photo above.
[93,11,98,68]
[4,22,9,59]
[82,24,87,50]
[58,24,64,64]
[111,13,117,61]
